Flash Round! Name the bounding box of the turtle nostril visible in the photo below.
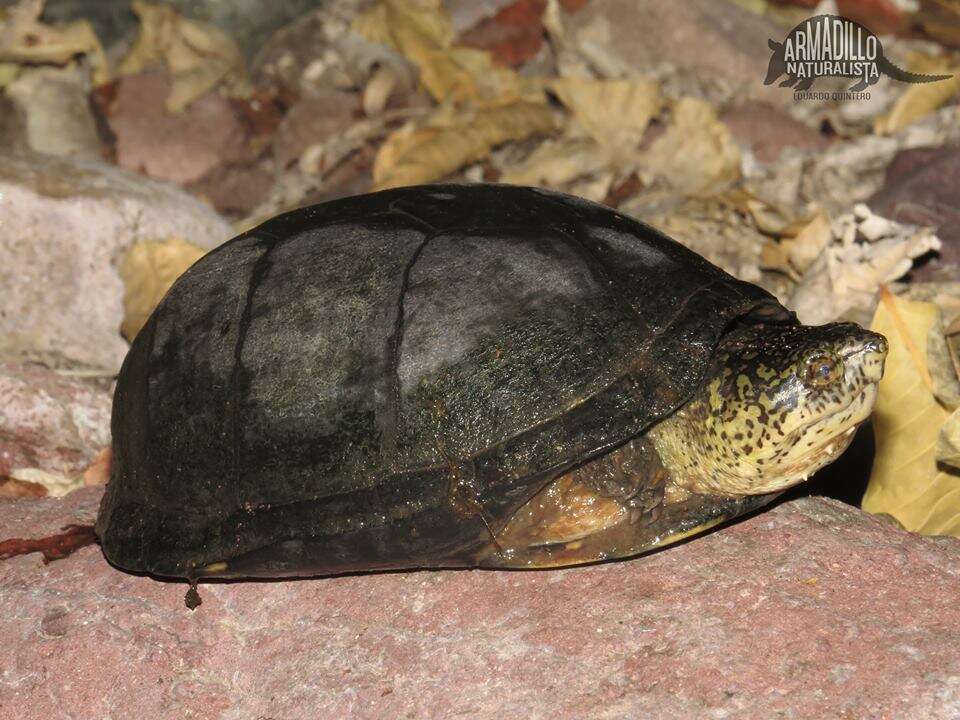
[869,334,889,356]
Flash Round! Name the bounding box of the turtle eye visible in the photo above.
[804,353,843,388]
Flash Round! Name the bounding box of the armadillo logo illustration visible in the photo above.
[765,14,951,91]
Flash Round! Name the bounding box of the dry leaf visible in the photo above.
[500,137,610,191]
[790,205,942,325]
[9,467,81,497]
[788,212,832,275]
[0,475,47,498]
[641,98,741,196]
[354,0,537,105]
[862,289,960,537]
[0,61,19,87]
[760,238,800,281]
[0,524,98,563]
[551,77,661,152]
[119,237,206,341]
[373,101,556,189]
[0,0,109,84]
[82,447,112,487]
[875,55,959,135]
[119,0,248,113]
[937,407,960,470]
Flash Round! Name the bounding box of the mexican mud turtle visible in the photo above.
[97,184,887,583]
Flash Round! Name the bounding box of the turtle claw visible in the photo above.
[628,503,662,527]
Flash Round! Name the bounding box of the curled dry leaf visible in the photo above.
[789,205,942,325]
[119,237,207,341]
[0,0,109,84]
[760,212,831,282]
[119,0,249,113]
[354,0,539,105]
[863,289,960,537]
[373,101,556,190]
[641,98,741,196]
[875,55,959,136]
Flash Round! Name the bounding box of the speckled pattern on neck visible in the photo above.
[649,322,887,498]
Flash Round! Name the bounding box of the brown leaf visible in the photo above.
[82,447,112,487]
[0,476,47,499]
[0,524,97,564]
[119,237,207,341]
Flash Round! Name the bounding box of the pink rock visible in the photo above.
[272,89,358,169]
[109,72,250,186]
[0,149,230,370]
[0,364,111,478]
[868,145,960,280]
[2,487,959,718]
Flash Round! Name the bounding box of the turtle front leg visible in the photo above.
[483,435,671,567]
[574,437,667,527]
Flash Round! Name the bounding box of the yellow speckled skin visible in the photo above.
[649,322,887,497]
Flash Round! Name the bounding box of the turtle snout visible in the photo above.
[844,330,888,384]
[863,333,888,357]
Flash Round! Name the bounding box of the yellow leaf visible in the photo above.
[119,0,248,113]
[500,137,611,191]
[0,61,19,87]
[875,55,959,135]
[353,0,536,105]
[862,289,960,537]
[372,101,557,190]
[641,97,740,196]
[759,238,800,281]
[550,77,661,152]
[118,238,206,341]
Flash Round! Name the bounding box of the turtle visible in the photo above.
[96,184,887,593]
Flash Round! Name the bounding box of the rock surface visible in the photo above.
[108,72,251,185]
[0,150,231,370]
[0,363,111,479]
[2,488,958,719]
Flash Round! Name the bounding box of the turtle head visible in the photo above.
[650,322,887,496]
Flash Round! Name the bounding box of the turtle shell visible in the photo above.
[96,184,793,579]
